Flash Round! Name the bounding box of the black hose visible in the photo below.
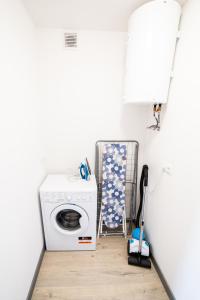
[136,165,148,228]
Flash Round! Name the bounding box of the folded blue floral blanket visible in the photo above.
[101,144,127,229]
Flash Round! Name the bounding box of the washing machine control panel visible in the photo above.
[41,192,95,203]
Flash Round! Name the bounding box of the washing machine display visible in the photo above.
[51,204,89,236]
[40,174,97,251]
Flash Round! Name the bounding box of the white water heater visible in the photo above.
[124,0,181,104]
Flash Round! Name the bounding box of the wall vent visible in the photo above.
[64,33,77,48]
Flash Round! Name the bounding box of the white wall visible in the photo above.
[37,29,146,174]
[0,1,44,299]
[144,0,200,299]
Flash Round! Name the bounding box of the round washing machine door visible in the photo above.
[50,204,89,236]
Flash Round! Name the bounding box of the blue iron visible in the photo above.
[79,158,91,181]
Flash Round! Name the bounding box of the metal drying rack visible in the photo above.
[95,140,139,237]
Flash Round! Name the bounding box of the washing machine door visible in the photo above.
[50,204,89,236]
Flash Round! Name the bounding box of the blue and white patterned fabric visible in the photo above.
[101,144,127,229]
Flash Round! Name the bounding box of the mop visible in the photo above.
[128,165,151,268]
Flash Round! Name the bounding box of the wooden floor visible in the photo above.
[32,237,168,300]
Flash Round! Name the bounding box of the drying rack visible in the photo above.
[95,140,139,237]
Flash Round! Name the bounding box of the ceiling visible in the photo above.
[22,0,186,31]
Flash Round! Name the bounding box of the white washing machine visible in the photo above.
[40,174,97,251]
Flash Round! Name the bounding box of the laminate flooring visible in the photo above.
[32,237,168,300]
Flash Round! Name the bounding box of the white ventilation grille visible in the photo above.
[64,33,77,48]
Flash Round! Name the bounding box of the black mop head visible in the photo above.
[128,255,151,269]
